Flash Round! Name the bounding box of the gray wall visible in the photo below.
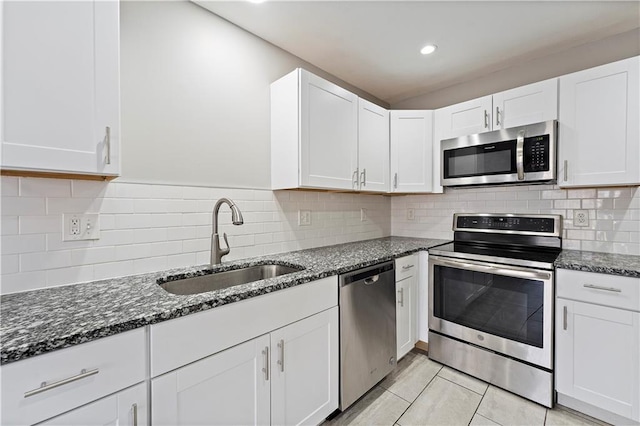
[392,28,640,110]
[120,1,386,189]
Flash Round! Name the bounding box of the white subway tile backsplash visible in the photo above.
[21,250,72,272]
[1,271,47,294]
[47,266,94,287]
[2,197,46,216]
[70,246,116,266]
[94,261,134,281]
[2,234,46,254]
[20,178,71,198]
[19,215,61,234]
[1,216,19,235]
[2,254,20,274]
[1,177,19,197]
[133,256,167,274]
[71,180,110,198]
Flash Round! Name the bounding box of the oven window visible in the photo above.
[433,265,544,348]
[443,140,516,178]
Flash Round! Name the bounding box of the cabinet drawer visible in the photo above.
[395,254,418,281]
[1,328,146,426]
[556,269,640,312]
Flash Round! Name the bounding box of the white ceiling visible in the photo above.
[195,1,640,105]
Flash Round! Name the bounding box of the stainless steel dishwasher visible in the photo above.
[339,261,396,410]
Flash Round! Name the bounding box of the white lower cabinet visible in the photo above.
[395,255,418,359]
[152,307,339,426]
[555,269,640,424]
[40,383,147,426]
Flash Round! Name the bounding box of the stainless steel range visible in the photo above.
[428,213,562,407]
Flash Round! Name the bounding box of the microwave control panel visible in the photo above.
[523,135,550,172]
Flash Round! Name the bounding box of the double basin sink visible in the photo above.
[159,264,304,296]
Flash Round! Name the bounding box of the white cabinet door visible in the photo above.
[396,275,417,360]
[493,79,558,130]
[556,299,640,422]
[152,335,271,426]
[558,56,640,187]
[300,70,358,190]
[39,383,146,426]
[270,307,339,426]
[390,110,433,193]
[358,98,389,192]
[434,96,492,140]
[1,0,120,177]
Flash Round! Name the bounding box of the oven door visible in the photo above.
[428,255,553,369]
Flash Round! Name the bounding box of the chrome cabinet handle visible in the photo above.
[563,306,568,330]
[360,169,366,187]
[516,130,525,181]
[402,264,414,270]
[583,284,622,293]
[24,368,99,398]
[352,169,359,189]
[495,106,501,126]
[563,160,568,182]
[277,339,285,372]
[398,288,404,307]
[132,403,138,426]
[393,173,398,189]
[262,346,270,381]
[432,257,551,281]
[105,126,111,165]
[484,110,489,129]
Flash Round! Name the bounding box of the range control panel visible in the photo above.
[455,214,558,234]
[524,135,550,172]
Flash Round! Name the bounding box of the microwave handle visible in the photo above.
[516,130,525,180]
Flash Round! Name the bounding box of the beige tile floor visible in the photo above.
[326,350,609,426]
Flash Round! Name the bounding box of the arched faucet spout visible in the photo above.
[211,198,244,266]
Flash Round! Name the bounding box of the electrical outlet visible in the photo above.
[407,208,415,221]
[573,210,589,227]
[360,208,367,222]
[298,210,312,226]
[63,214,100,241]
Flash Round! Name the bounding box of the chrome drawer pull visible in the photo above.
[583,284,622,293]
[105,126,111,165]
[277,339,285,372]
[132,403,138,426]
[398,288,404,307]
[563,306,568,330]
[262,347,270,381]
[24,368,99,398]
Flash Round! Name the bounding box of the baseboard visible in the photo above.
[557,393,639,426]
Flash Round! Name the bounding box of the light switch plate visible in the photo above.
[63,213,100,241]
[360,208,367,222]
[407,208,415,221]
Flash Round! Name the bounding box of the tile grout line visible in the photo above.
[391,365,444,426]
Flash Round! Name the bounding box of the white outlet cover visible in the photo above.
[573,210,589,227]
[63,213,100,241]
[407,208,415,220]
[360,208,367,222]
[298,210,312,226]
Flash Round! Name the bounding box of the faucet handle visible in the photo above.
[220,232,230,256]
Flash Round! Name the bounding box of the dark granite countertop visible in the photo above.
[0,237,448,365]
[555,249,640,278]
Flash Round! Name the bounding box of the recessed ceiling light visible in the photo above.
[420,44,437,55]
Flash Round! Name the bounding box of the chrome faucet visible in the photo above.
[211,198,244,266]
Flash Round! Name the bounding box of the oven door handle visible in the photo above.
[435,258,551,281]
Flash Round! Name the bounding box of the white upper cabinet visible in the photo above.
[358,98,390,192]
[271,68,358,190]
[435,96,493,141]
[390,110,434,193]
[493,78,558,130]
[1,0,120,177]
[435,79,558,140]
[558,56,640,187]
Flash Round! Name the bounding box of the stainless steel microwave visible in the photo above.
[441,120,557,187]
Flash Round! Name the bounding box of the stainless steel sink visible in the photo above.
[158,264,304,295]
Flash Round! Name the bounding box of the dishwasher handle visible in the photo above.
[340,261,394,286]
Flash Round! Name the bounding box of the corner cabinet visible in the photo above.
[1,0,120,178]
[395,254,418,359]
[555,269,640,425]
[558,56,640,187]
[271,69,358,190]
[390,111,434,193]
